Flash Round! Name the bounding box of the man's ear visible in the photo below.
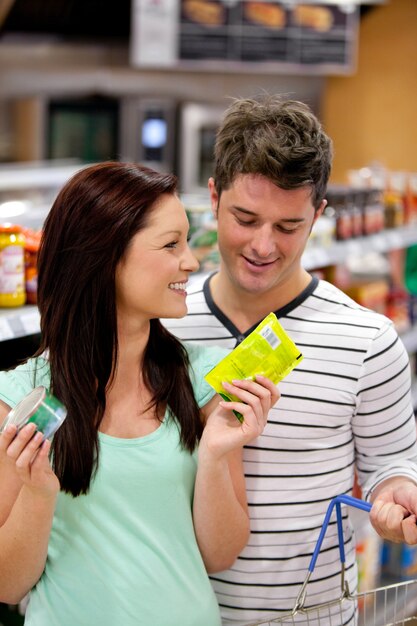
[313,199,327,226]
[208,177,219,219]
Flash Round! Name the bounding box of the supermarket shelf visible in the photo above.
[0,308,417,354]
[0,226,416,344]
[0,305,40,341]
[303,224,417,270]
[0,160,84,191]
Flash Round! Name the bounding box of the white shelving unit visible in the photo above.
[1,226,417,344]
[0,305,39,341]
[303,224,417,270]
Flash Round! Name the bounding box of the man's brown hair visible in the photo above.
[213,94,333,210]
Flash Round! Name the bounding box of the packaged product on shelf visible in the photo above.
[384,188,404,229]
[405,244,417,297]
[384,541,417,581]
[400,543,417,579]
[386,285,411,334]
[380,540,403,581]
[408,173,417,224]
[362,188,385,235]
[327,187,353,241]
[345,280,389,316]
[323,263,352,291]
[307,209,335,249]
[349,190,363,238]
[0,223,26,307]
[403,173,417,225]
[22,227,41,305]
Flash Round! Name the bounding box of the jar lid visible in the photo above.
[1,386,46,431]
[0,223,23,233]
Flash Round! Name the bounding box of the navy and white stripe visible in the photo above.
[164,273,417,625]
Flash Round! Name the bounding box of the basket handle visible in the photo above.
[309,494,372,572]
[291,494,372,613]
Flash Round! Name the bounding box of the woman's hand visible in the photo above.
[1,422,59,499]
[194,375,279,571]
[200,374,279,461]
[0,422,59,604]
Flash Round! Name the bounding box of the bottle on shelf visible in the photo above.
[22,228,41,305]
[0,223,26,308]
[362,188,385,235]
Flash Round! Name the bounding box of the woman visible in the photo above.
[0,162,278,626]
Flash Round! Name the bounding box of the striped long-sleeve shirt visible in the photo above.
[163,273,417,625]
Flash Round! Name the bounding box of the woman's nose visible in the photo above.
[183,246,200,272]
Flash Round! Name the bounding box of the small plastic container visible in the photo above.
[0,386,67,439]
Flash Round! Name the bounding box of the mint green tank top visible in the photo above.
[0,343,227,626]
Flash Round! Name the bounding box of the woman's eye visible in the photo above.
[165,241,178,249]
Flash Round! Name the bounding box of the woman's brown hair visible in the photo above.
[36,162,202,496]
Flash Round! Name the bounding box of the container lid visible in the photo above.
[0,386,46,432]
[0,223,23,233]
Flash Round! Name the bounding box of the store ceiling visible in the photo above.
[0,0,380,42]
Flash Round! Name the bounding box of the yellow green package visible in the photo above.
[204,312,303,422]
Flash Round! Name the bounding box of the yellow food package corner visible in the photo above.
[204,312,303,422]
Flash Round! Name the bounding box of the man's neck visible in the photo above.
[209,268,312,334]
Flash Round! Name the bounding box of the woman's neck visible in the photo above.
[102,319,162,437]
[116,316,150,367]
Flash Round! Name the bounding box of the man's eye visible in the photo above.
[236,218,255,227]
[278,226,298,234]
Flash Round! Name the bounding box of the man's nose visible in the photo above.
[250,227,276,258]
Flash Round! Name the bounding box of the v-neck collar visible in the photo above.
[203,273,319,345]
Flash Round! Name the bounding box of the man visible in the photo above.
[164,95,417,624]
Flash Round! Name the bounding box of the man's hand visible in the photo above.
[369,478,417,544]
